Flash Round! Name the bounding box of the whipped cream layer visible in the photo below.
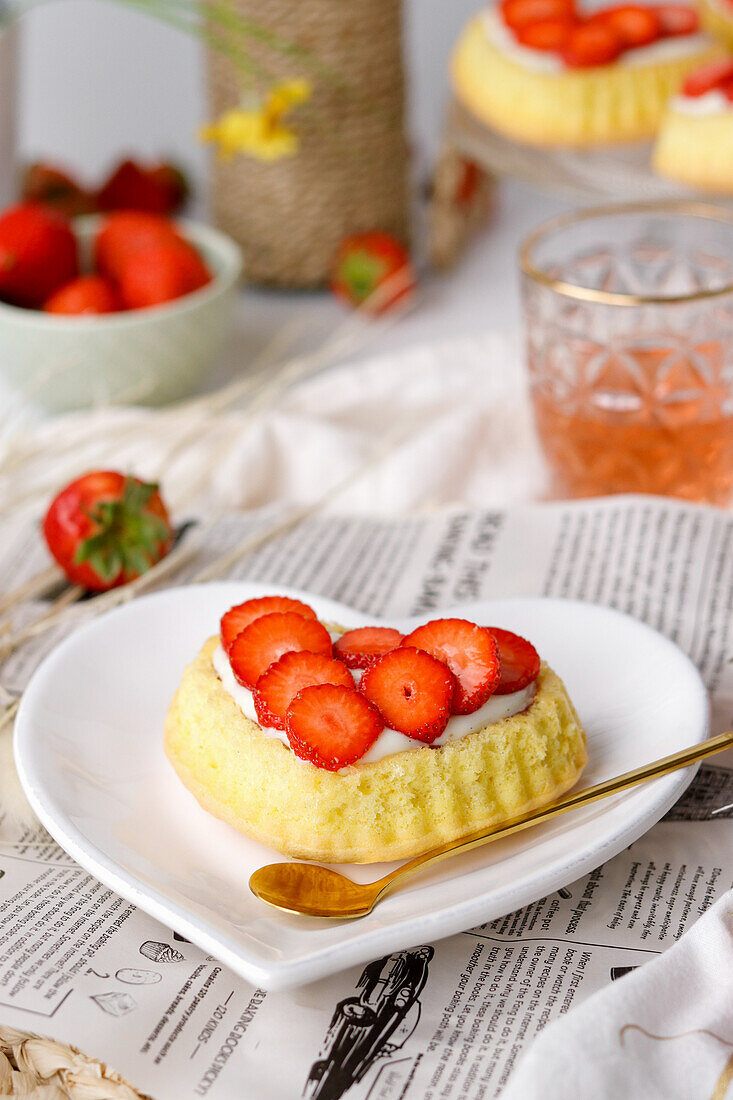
[482,7,712,73]
[212,644,536,766]
[671,89,732,114]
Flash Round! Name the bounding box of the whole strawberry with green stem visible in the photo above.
[42,472,173,591]
[332,231,415,313]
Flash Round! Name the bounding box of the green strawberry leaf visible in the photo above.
[75,476,170,585]
[340,250,389,304]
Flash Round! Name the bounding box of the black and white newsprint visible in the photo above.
[1,495,731,1099]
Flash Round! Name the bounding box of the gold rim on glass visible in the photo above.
[520,200,733,307]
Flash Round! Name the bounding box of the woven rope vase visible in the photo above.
[207,0,410,287]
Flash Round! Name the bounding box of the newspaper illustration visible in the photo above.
[117,969,162,985]
[140,942,185,964]
[0,494,731,1099]
[92,991,138,1017]
[305,948,434,1100]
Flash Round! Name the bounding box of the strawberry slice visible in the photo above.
[286,684,384,770]
[591,5,660,48]
[220,596,317,653]
[400,619,500,715]
[656,4,699,36]
[229,612,332,689]
[502,0,576,30]
[682,59,733,97]
[253,651,352,730]
[487,628,541,695]
[333,626,405,669]
[562,21,623,66]
[359,647,456,743]
[516,18,575,49]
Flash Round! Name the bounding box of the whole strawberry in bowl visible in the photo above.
[96,158,188,216]
[0,203,79,308]
[0,208,242,411]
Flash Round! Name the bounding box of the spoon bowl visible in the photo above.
[250,864,378,918]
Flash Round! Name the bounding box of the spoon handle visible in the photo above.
[373,729,733,902]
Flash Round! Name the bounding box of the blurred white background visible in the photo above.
[18,0,480,202]
[12,0,565,377]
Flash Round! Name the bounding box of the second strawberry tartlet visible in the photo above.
[653,59,733,189]
[451,0,722,147]
[165,594,588,863]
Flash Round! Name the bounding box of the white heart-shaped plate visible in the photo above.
[14,583,708,990]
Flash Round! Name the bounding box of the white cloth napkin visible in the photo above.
[502,888,733,1100]
[0,333,548,522]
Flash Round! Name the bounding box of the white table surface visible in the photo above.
[206,182,569,390]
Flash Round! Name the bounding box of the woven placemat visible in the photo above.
[0,1025,149,1098]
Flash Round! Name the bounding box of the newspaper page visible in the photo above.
[0,494,731,1100]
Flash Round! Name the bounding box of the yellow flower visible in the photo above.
[199,79,312,162]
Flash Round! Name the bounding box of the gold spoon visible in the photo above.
[250,729,733,919]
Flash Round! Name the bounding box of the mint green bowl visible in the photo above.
[0,216,243,412]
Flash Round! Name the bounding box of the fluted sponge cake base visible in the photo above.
[451,16,723,147]
[165,637,588,863]
[654,110,733,191]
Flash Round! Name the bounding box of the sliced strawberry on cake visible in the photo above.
[589,5,660,48]
[679,58,733,96]
[561,21,623,66]
[220,596,317,653]
[501,0,577,30]
[360,647,456,743]
[285,684,384,770]
[400,618,500,714]
[228,612,332,688]
[487,627,541,694]
[515,20,576,49]
[333,626,405,669]
[253,651,353,730]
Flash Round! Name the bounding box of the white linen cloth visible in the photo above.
[0,333,547,523]
[502,889,733,1100]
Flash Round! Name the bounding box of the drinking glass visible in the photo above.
[521,202,733,504]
